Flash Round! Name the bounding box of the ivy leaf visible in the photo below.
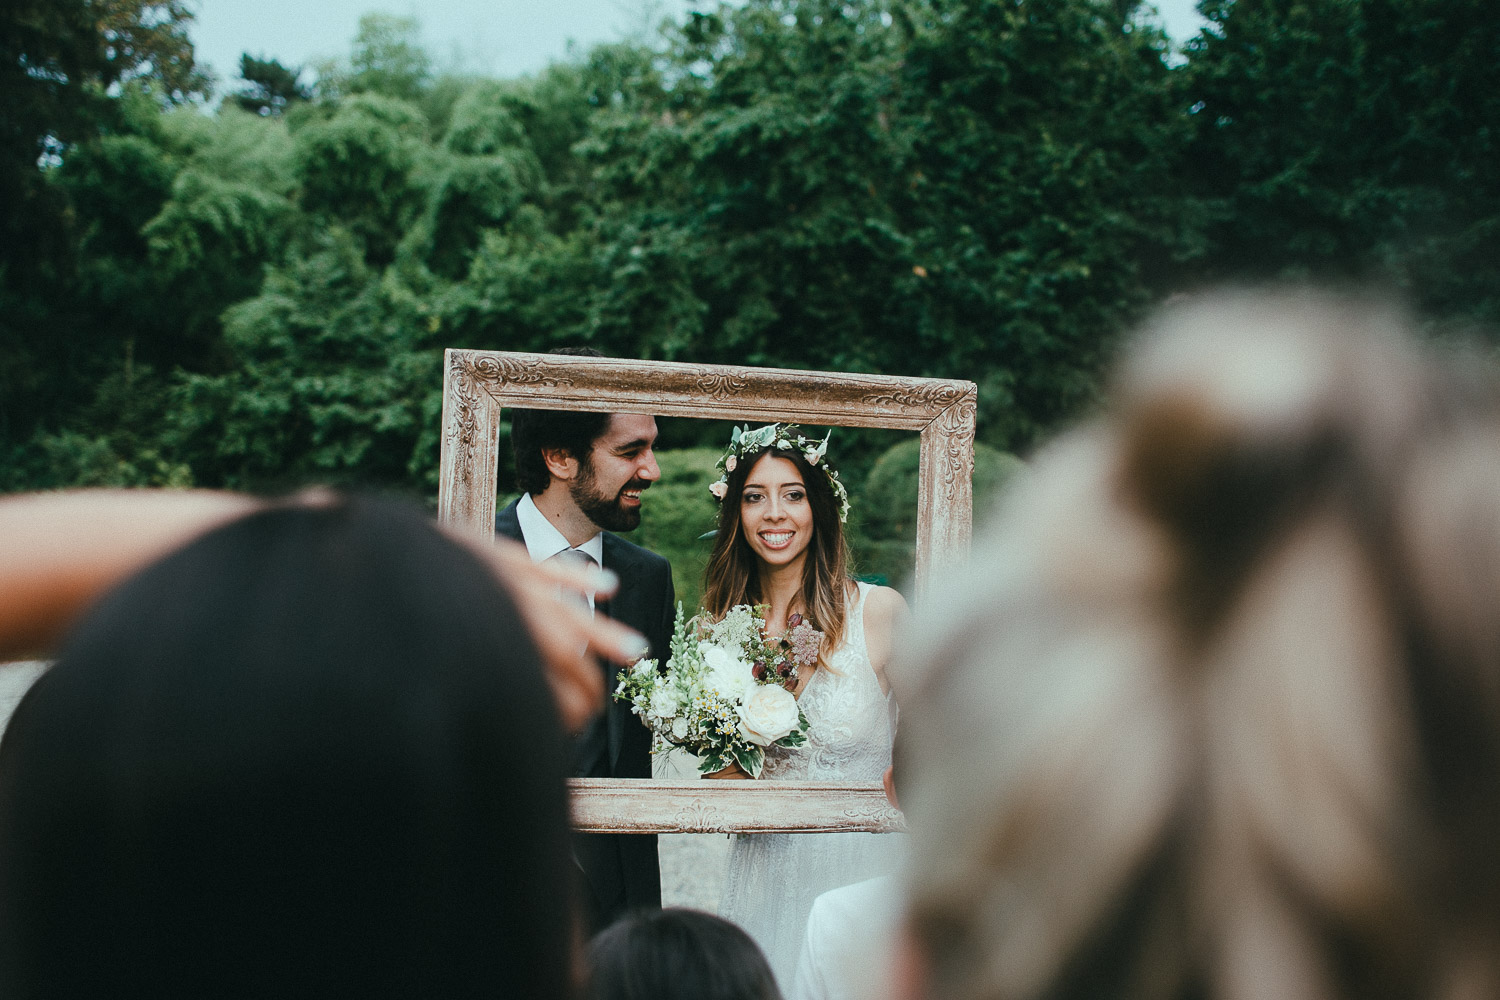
[733,745,764,778]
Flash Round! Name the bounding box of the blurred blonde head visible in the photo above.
[900,291,1500,1000]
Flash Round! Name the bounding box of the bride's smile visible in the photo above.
[740,454,813,569]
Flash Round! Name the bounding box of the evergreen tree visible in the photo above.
[232,55,311,117]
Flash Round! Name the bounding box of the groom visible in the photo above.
[496,377,674,933]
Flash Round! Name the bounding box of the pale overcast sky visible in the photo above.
[190,0,1208,88]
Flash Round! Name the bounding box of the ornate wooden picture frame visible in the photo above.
[436,350,977,834]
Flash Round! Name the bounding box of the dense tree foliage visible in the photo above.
[1,0,207,486]
[3,0,1496,530]
[1182,0,1500,327]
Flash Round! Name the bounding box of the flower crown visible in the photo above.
[709,423,851,523]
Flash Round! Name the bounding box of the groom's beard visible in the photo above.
[571,467,650,533]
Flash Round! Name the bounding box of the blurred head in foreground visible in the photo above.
[899,291,1500,1000]
[0,495,574,999]
[586,908,784,1000]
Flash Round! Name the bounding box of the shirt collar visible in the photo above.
[516,493,605,565]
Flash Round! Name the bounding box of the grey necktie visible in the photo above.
[549,548,598,614]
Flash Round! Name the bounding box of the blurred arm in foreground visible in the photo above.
[0,488,645,731]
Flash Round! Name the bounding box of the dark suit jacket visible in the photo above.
[496,498,674,930]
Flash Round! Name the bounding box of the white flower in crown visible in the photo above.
[806,430,830,465]
[725,455,737,472]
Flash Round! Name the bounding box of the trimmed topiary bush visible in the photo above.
[852,438,1026,591]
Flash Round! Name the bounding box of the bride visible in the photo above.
[702,423,907,987]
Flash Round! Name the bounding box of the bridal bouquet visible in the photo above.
[614,604,820,777]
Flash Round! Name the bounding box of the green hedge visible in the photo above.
[851,439,1026,592]
[630,447,720,614]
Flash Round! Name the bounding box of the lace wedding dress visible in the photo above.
[719,582,904,988]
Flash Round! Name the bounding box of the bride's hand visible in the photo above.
[705,761,750,780]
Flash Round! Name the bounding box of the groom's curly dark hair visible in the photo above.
[510,347,611,495]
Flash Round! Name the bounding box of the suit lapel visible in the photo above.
[494,500,524,544]
[500,499,616,776]
[601,534,629,772]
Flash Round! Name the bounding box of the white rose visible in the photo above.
[671,717,689,739]
[648,686,680,720]
[702,644,753,701]
[725,455,737,472]
[738,684,800,746]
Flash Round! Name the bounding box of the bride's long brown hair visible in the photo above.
[702,445,854,673]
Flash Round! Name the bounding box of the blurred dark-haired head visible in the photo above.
[900,291,1500,1000]
[0,495,575,1000]
[586,908,783,1000]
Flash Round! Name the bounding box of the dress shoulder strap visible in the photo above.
[853,578,872,609]
[841,580,872,649]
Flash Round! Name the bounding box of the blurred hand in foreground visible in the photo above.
[471,536,649,733]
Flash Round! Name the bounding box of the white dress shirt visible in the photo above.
[515,493,604,610]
